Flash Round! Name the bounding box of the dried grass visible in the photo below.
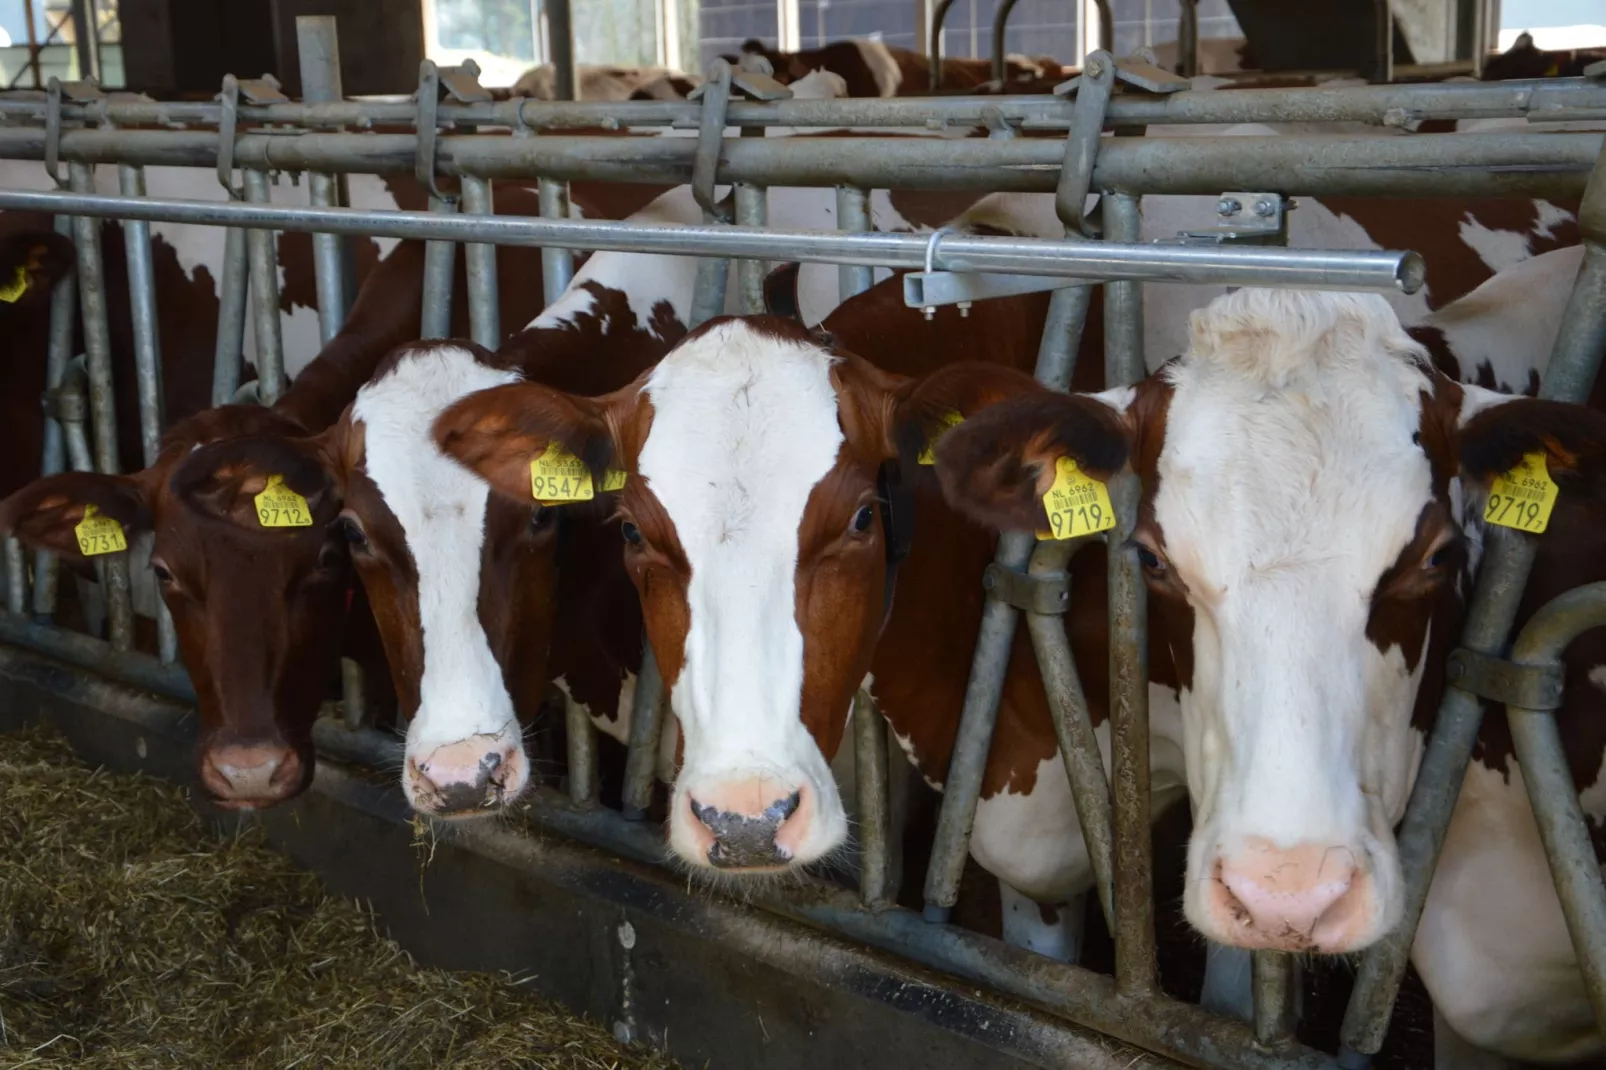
[0,724,681,1070]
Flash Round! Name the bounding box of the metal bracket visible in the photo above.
[43,77,67,188]
[690,60,735,222]
[1171,192,1289,245]
[437,57,493,103]
[236,74,287,105]
[982,562,1070,616]
[415,60,453,202]
[904,269,1087,312]
[1054,53,1189,97]
[1446,647,1565,711]
[688,67,792,103]
[216,74,244,198]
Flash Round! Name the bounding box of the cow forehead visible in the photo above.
[638,321,845,561]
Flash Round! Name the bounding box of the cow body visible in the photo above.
[731,37,1059,97]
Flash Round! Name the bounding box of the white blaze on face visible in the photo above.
[638,321,849,864]
[1157,290,1440,939]
[352,346,523,801]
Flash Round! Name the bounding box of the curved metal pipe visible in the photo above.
[991,0,1024,85]
[928,0,960,92]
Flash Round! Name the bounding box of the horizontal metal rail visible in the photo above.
[1,76,1602,131]
[0,128,1595,198]
[0,188,1424,291]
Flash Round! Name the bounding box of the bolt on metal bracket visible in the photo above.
[1169,191,1289,245]
[1054,52,1189,97]
[982,562,1071,616]
[1445,647,1566,711]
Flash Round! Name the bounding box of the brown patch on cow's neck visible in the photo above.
[500,283,687,390]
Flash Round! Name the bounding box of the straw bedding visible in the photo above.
[0,723,681,1070]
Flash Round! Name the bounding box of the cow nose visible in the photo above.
[1206,838,1374,952]
[407,734,528,816]
[685,782,808,870]
[200,742,303,807]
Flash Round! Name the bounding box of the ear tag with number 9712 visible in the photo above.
[1484,450,1558,534]
[1039,457,1117,540]
[254,474,313,528]
[74,504,127,556]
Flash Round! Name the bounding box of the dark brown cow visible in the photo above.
[1481,32,1606,81]
[729,37,1061,97]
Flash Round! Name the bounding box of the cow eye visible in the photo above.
[621,520,643,546]
[850,504,875,534]
[1425,544,1454,570]
[1135,544,1165,573]
[530,505,556,532]
[336,516,368,551]
[151,560,174,585]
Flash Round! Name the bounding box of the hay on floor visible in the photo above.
[0,723,682,1070]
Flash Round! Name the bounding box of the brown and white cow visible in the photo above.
[511,63,701,101]
[729,37,1061,97]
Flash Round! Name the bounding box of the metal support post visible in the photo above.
[621,645,668,821]
[461,175,501,347]
[548,0,578,101]
[67,161,133,651]
[67,0,98,82]
[341,656,366,730]
[537,176,574,307]
[3,538,22,614]
[991,0,1023,85]
[298,16,352,345]
[733,182,768,315]
[1253,951,1299,1048]
[420,194,458,340]
[928,0,959,91]
[835,187,874,301]
[213,224,249,407]
[1341,131,1606,1067]
[1178,0,1200,77]
[853,689,893,907]
[1372,0,1394,83]
[565,691,599,807]
[31,214,77,622]
[242,169,286,406]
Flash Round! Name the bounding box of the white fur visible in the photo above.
[1424,244,1582,394]
[351,345,522,804]
[639,320,849,866]
[851,38,903,97]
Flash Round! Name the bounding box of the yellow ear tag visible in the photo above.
[1484,450,1558,534]
[918,410,965,466]
[601,468,628,493]
[254,474,314,528]
[529,441,595,503]
[1039,457,1117,540]
[74,504,127,556]
[0,264,28,304]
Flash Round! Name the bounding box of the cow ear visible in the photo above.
[0,471,151,557]
[883,360,1048,465]
[433,381,620,503]
[932,389,1134,534]
[1458,391,1606,503]
[0,229,73,308]
[170,430,342,530]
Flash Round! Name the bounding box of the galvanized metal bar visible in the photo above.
[927,0,959,92]
[0,190,1425,295]
[67,161,134,653]
[117,162,177,665]
[689,239,731,329]
[1253,951,1299,1048]
[0,128,1595,200]
[1178,0,1200,78]
[565,690,599,807]
[547,0,577,101]
[298,15,351,346]
[1372,0,1394,84]
[621,644,667,821]
[853,689,893,908]
[460,175,501,347]
[1341,133,1606,1063]
[3,539,23,615]
[242,169,286,406]
[1022,537,1114,928]
[1103,190,1156,996]
[537,176,574,308]
[991,0,1024,85]
[340,656,366,730]
[733,182,768,315]
[212,223,249,407]
[1056,53,1114,233]
[67,0,98,82]
[420,194,457,340]
[31,214,77,622]
[834,187,874,301]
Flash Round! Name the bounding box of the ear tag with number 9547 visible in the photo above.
[74,504,127,556]
[530,441,596,503]
[255,474,313,528]
[1038,457,1116,540]
[1484,450,1558,534]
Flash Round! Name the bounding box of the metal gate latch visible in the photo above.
[1446,647,1566,711]
[1172,192,1289,244]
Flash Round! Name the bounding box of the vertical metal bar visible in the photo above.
[32,214,77,622]
[548,0,578,101]
[621,644,667,821]
[117,162,177,664]
[3,539,23,615]
[1177,0,1199,77]
[928,0,959,91]
[212,224,249,407]
[1341,135,1606,1066]
[689,245,730,329]
[67,0,98,82]
[990,0,1023,85]
[461,176,501,348]
[538,176,574,308]
[566,692,599,808]
[835,187,874,301]
[68,161,133,652]
[1253,951,1299,1047]
[298,16,352,346]
[733,183,768,316]
[1103,190,1156,996]
[853,689,892,908]
[420,195,457,340]
[341,656,366,730]
[23,0,40,89]
[1372,0,1394,83]
[242,169,287,406]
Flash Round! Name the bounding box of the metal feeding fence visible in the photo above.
[1,11,1605,1069]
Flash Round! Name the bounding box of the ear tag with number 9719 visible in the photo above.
[1484,450,1558,534]
[255,474,313,528]
[74,504,127,556]
[1039,457,1116,541]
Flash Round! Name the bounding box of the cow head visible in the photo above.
[0,405,351,807]
[435,316,1033,873]
[935,287,1606,954]
[0,215,73,318]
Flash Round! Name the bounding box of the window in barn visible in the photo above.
[0,0,122,89]
[1499,0,1606,49]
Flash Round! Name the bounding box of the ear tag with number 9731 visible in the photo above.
[1039,457,1116,540]
[255,474,313,528]
[74,504,127,556]
[1484,450,1558,534]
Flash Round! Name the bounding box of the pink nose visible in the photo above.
[408,735,528,815]
[680,779,812,870]
[1206,838,1374,952]
[200,741,303,807]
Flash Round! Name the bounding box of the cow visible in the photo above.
[1481,32,1606,81]
[510,63,701,101]
[727,37,1060,97]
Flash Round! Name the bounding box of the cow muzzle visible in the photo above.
[676,778,817,871]
[406,731,529,816]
